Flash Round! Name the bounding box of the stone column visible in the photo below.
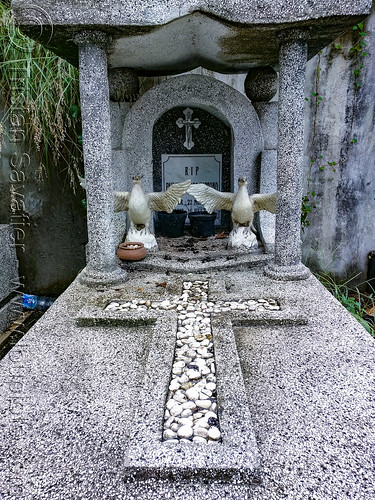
[265,29,310,281]
[74,31,125,286]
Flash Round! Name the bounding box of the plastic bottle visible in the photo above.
[22,294,55,311]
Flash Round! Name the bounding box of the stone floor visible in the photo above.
[0,257,374,499]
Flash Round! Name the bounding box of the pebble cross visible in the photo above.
[105,280,280,445]
[176,107,201,150]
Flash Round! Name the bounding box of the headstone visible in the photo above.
[161,153,222,224]
[153,106,231,230]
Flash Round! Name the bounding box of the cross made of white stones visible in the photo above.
[105,280,280,444]
[176,107,201,150]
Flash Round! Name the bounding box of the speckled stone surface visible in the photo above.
[108,68,139,102]
[12,0,372,25]
[258,150,277,246]
[0,267,374,498]
[254,102,278,151]
[245,67,278,102]
[265,30,310,280]
[121,74,263,196]
[75,32,126,286]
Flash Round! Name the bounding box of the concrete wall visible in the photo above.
[0,109,88,296]
[0,224,21,333]
[302,5,375,280]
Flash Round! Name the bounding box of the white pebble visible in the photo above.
[194,427,209,438]
[186,388,199,400]
[196,399,212,409]
[208,427,221,441]
[194,417,209,429]
[187,369,201,381]
[164,429,177,440]
[177,425,193,439]
[169,379,180,391]
[193,436,207,443]
[178,417,193,426]
[170,405,183,416]
[166,399,178,410]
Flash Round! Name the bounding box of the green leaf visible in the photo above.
[305,97,309,101]
[320,166,325,171]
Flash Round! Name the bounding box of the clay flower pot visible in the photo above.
[117,242,147,261]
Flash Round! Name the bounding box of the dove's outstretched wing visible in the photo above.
[188,184,236,213]
[250,193,277,214]
[114,191,130,212]
[147,179,191,213]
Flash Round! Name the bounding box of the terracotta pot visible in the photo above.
[117,242,147,261]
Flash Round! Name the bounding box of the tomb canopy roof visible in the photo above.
[12,0,371,74]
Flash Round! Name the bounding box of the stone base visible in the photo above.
[228,226,257,249]
[78,264,127,287]
[264,261,311,281]
[125,226,158,250]
[1,269,375,498]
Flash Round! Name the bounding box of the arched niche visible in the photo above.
[121,74,263,196]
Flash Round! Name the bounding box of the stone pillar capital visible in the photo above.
[73,30,111,47]
[276,27,310,45]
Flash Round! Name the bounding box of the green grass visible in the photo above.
[316,271,375,336]
[0,2,82,189]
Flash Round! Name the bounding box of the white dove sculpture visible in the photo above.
[114,176,191,249]
[188,177,277,249]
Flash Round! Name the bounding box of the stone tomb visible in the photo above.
[2,269,374,498]
[2,1,374,497]
[76,275,307,481]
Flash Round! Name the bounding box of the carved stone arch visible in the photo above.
[121,74,263,194]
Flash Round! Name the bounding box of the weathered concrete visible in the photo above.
[0,225,21,333]
[0,260,374,498]
[0,104,87,296]
[302,5,375,280]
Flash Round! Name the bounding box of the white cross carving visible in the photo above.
[176,107,201,150]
